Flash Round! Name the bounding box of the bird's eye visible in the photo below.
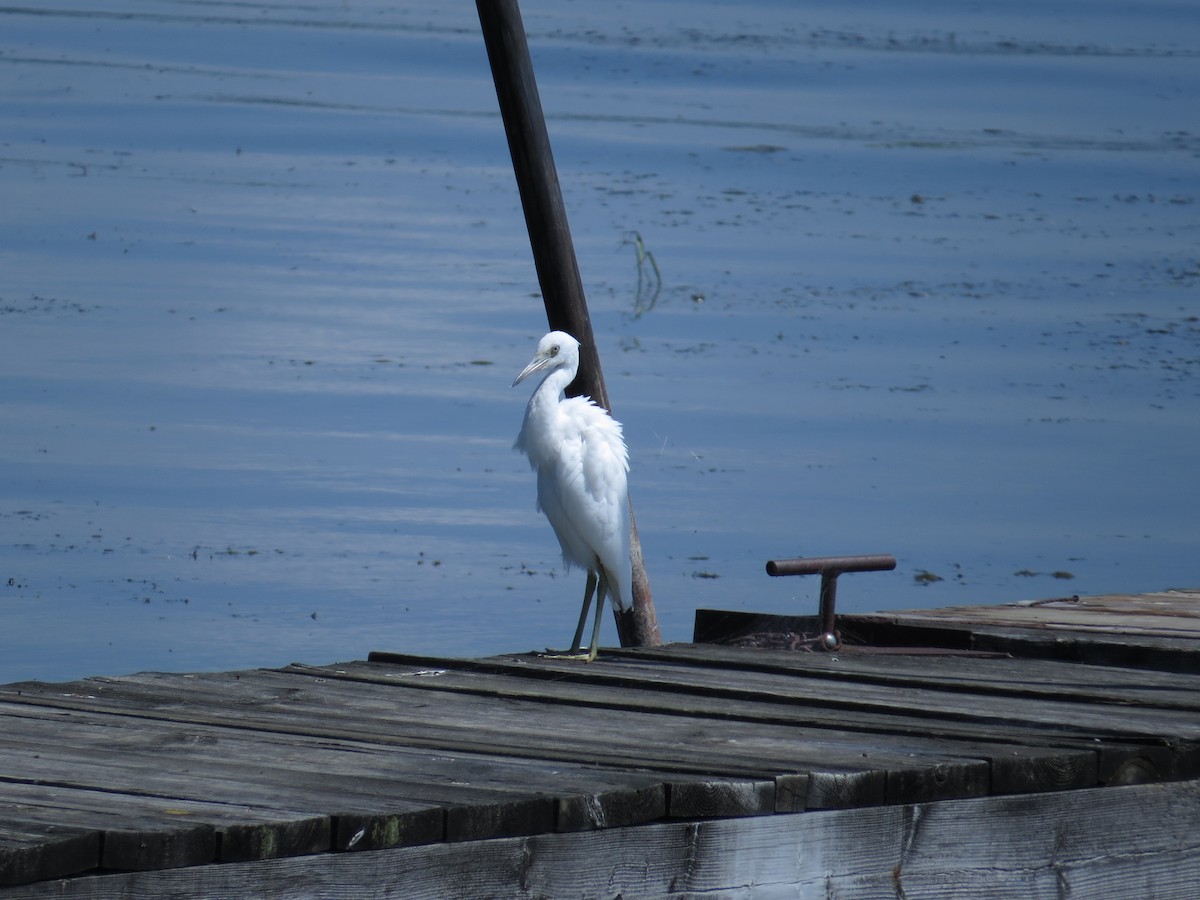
[549,345,559,357]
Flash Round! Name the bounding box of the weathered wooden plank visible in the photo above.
[896,609,1200,636]
[0,721,453,859]
[2,661,1160,815]
[0,652,1184,891]
[844,610,1200,672]
[0,697,792,850]
[0,681,1003,859]
[357,650,1200,726]
[4,779,1196,900]
[336,657,1192,797]
[1,807,214,874]
[608,640,1200,710]
[0,674,1003,793]
[773,773,810,813]
[305,657,1101,758]
[195,684,982,803]
[0,724,435,815]
[308,658,1192,788]
[30,648,1190,763]
[1,660,1184,865]
[359,650,1200,741]
[0,824,98,887]
[0,707,790,826]
[569,649,1200,785]
[989,747,1099,795]
[886,760,991,805]
[0,703,671,807]
[692,607,980,651]
[3,587,1198,891]
[806,768,889,810]
[892,592,1200,633]
[0,731,661,847]
[0,783,439,862]
[444,796,553,843]
[553,783,666,833]
[328,807,445,853]
[0,781,331,866]
[666,779,775,819]
[695,600,1200,672]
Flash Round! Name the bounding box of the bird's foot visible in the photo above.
[539,647,598,662]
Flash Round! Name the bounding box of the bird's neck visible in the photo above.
[527,365,577,420]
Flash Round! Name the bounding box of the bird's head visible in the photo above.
[512,331,580,386]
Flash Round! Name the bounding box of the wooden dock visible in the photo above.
[3,590,1200,897]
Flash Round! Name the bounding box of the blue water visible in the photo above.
[2,0,1198,683]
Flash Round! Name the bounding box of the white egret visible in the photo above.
[513,331,631,661]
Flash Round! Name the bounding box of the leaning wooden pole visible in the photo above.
[476,0,660,648]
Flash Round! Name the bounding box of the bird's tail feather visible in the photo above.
[605,562,633,613]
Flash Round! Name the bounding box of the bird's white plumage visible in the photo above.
[514,331,632,657]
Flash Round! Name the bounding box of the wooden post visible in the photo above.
[476,0,660,648]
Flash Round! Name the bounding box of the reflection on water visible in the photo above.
[1,0,1197,683]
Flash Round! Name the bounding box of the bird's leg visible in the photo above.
[569,569,598,653]
[541,570,597,659]
[585,569,610,662]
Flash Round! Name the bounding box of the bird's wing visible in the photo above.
[535,461,590,573]
[557,399,632,608]
[581,428,633,610]
[559,399,628,504]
